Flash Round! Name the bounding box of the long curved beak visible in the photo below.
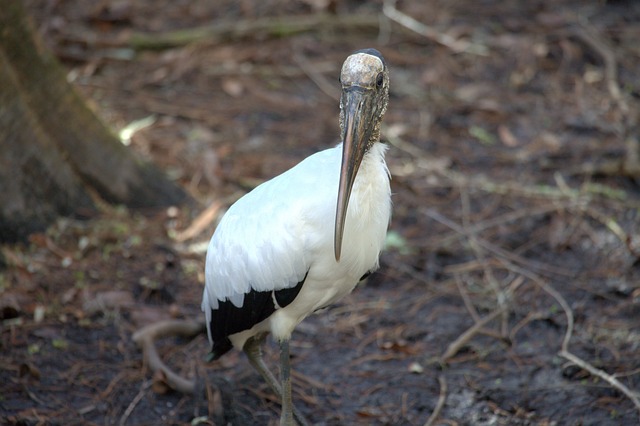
[334,86,376,261]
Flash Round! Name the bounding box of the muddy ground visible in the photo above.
[2,0,640,425]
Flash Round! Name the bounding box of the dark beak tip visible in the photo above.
[334,233,342,262]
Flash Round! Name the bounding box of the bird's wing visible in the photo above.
[203,146,340,311]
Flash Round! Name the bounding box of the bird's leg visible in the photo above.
[279,339,294,426]
[243,333,282,396]
[242,334,309,426]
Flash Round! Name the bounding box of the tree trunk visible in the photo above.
[0,2,187,242]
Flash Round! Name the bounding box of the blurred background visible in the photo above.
[2,0,640,424]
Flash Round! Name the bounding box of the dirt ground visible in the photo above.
[2,0,640,425]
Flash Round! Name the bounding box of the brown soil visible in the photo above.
[2,1,640,425]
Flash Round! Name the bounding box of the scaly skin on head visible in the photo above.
[338,49,389,151]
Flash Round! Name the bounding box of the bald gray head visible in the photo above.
[338,49,389,148]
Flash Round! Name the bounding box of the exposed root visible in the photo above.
[132,319,206,394]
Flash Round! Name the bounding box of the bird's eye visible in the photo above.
[376,72,384,88]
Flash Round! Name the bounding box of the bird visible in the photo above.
[202,48,391,425]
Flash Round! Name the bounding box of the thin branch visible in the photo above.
[572,23,626,114]
[459,186,510,335]
[500,261,574,351]
[584,205,640,259]
[119,380,152,426]
[424,375,447,426]
[382,0,487,55]
[570,21,640,178]
[293,52,340,101]
[440,307,506,362]
[499,259,640,417]
[425,209,576,278]
[559,349,640,414]
[426,204,640,415]
[454,275,480,323]
[127,14,380,50]
[172,200,223,242]
[385,129,638,207]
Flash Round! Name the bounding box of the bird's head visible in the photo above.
[334,48,389,261]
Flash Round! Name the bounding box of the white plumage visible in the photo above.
[202,142,390,347]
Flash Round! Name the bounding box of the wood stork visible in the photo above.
[202,48,391,425]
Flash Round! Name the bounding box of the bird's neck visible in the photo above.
[369,121,382,148]
[358,142,389,181]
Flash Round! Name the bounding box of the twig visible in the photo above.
[459,186,510,335]
[432,202,574,249]
[502,262,574,351]
[454,275,480,323]
[559,349,640,414]
[382,0,487,55]
[119,380,152,426]
[509,310,551,343]
[172,200,223,242]
[127,13,380,50]
[424,375,447,426]
[570,142,640,178]
[583,205,640,259]
[428,203,640,414]
[99,370,128,400]
[440,307,506,362]
[614,367,640,379]
[293,52,340,101]
[572,23,626,114]
[570,21,640,178]
[499,259,640,417]
[132,319,206,394]
[386,130,637,206]
[425,209,576,278]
